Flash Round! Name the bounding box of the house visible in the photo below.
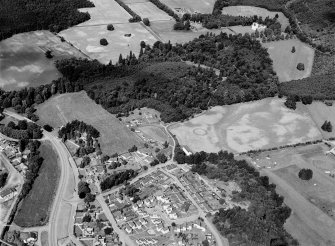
[125,225,132,234]
[182,146,192,156]
[0,187,17,202]
[251,22,266,31]
[169,213,178,220]
[139,218,147,225]
[161,227,169,234]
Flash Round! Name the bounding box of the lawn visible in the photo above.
[246,143,335,246]
[0,31,83,91]
[126,2,172,21]
[306,101,335,139]
[36,91,143,155]
[14,141,60,227]
[138,125,168,143]
[160,0,216,14]
[60,23,157,64]
[171,97,322,153]
[221,6,289,31]
[262,39,315,82]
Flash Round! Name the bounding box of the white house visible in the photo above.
[251,22,266,31]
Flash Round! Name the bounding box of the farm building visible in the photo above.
[251,22,266,31]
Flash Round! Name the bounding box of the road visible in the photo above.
[3,110,80,246]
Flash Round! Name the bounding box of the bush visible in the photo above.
[43,124,53,132]
[297,63,305,71]
[45,50,53,59]
[291,46,296,53]
[143,18,150,26]
[100,38,108,46]
[157,152,167,163]
[321,120,332,132]
[284,96,296,110]
[298,168,313,180]
[107,24,114,31]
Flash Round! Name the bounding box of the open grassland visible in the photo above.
[0,31,84,91]
[160,0,216,14]
[262,39,315,82]
[247,144,335,245]
[14,141,60,227]
[36,91,143,155]
[306,102,335,139]
[127,2,172,21]
[171,98,321,153]
[60,23,157,64]
[221,6,289,31]
[77,0,131,25]
[138,125,168,143]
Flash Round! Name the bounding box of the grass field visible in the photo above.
[171,98,321,153]
[127,2,172,21]
[262,39,315,82]
[246,143,335,246]
[77,0,131,25]
[14,141,60,227]
[36,91,143,155]
[41,231,49,246]
[161,0,216,14]
[306,102,335,139]
[221,6,289,31]
[150,20,231,43]
[0,31,83,91]
[60,23,157,64]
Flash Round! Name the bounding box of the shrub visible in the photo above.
[284,96,296,110]
[291,46,296,53]
[143,18,150,26]
[321,120,332,132]
[100,38,108,46]
[297,63,305,71]
[298,168,313,180]
[107,24,114,31]
[43,124,53,132]
[45,50,53,59]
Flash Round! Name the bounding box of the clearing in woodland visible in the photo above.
[262,39,315,83]
[35,91,143,155]
[14,141,60,227]
[245,143,335,246]
[171,98,321,153]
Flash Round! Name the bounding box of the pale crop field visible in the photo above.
[161,0,216,14]
[171,98,321,153]
[77,0,132,25]
[262,39,315,82]
[36,91,143,155]
[127,2,173,21]
[221,6,289,31]
[60,23,157,64]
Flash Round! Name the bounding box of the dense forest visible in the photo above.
[174,146,297,246]
[279,73,335,100]
[0,0,94,40]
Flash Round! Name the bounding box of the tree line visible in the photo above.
[0,120,43,140]
[100,169,138,191]
[115,0,141,22]
[0,0,94,40]
[174,146,297,246]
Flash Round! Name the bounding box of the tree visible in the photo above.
[321,120,332,132]
[163,141,169,148]
[291,46,296,53]
[82,214,92,223]
[143,18,150,26]
[284,96,296,110]
[100,38,108,46]
[80,156,91,168]
[43,124,53,132]
[298,168,313,180]
[0,172,8,188]
[107,24,114,31]
[104,227,113,235]
[157,153,167,163]
[45,50,53,59]
[297,63,305,71]
[84,193,96,203]
[78,181,90,199]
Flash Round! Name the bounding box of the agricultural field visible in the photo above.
[60,23,157,64]
[171,98,322,153]
[262,39,315,82]
[244,143,335,246]
[77,0,131,25]
[14,141,60,227]
[160,0,216,14]
[221,6,289,31]
[35,91,143,155]
[126,2,172,21]
[0,31,84,91]
[306,102,335,139]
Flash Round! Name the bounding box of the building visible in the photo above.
[0,187,17,202]
[251,22,266,31]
